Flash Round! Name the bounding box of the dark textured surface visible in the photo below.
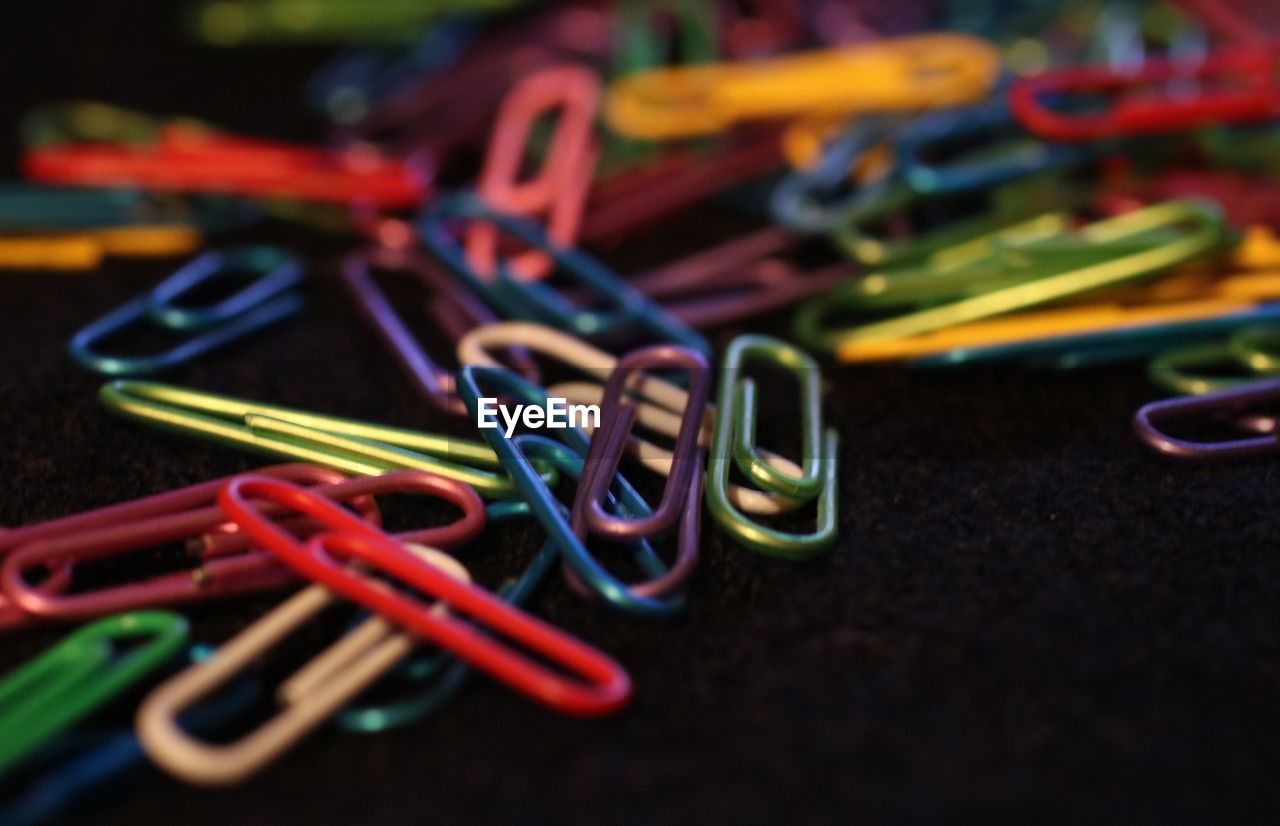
[4,3,1280,824]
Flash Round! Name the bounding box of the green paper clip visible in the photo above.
[797,199,1229,355]
[706,335,838,559]
[1148,326,1280,396]
[0,611,188,777]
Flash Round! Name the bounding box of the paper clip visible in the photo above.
[0,183,192,230]
[579,126,783,242]
[1174,0,1280,42]
[419,193,710,358]
[706,335,838,559]
[25,127,429,208]
[342,247,540,416]
[334,6,611,162]
[132,471,488,785]
[304,16,479,122]
[0,611,188,776]
[187,0,520,45]
[0,643,256,826]
[1011,42,1280,141]
[1147,326,1280,396]
[625,227,848,329]
[0,471,448,623]
[797,200,1228,356]
[67,247,304,376]
[458,365,691,616]
[603,33,1000,140]
[573,344,708,539]
[213,475,630,712]
[0,226,202,271]
[97,380,542,499]
[1133,378,1280,461]
[843,269,1280,365]
[0,464,353,629]
[467,65,600,282]
[770,116,899,232]
[137,542,469,785]
[457,321,806,515]
[894,97,1096,196]
[335,499,560,734]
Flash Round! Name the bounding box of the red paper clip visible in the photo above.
[1011,43,1280,141]
[580,127,782,243]
[467,65,601,282]
[1098,169,1280,230]
[1174,0,1280,43]
[24,127,429,207]
[1,470,483,624]
[219,475,632,717]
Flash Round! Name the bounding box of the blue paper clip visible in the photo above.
[457,364,686,619]
[895,97,1095,196]
[770,116,898,232]
[418,193,710,358]
[336,498,559,733]
[67,247,304,376]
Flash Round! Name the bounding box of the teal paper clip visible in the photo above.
[457,364,687,618]
[418,192,711,358]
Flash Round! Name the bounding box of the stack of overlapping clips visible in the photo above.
[2,0,1278,816]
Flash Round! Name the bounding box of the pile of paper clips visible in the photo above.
[4,0,1280,817]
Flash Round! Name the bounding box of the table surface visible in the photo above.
[3,3,1279,824]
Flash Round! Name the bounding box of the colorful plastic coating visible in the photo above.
[706,335,838,559]
[0,611,188,776]
[217,475,633,716]
[1133,379,1280,461]
[67,247,303,376]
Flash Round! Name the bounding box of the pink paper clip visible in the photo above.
[626,226,850,329]
[1,470,483,625]
[466,65,601,282]
[0,464,353,630]
[219,475,632,717]
[342,247,541,415]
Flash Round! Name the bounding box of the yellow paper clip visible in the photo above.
[0,226,202,271]
[603,33,1001,140]
[836,268,1280,363]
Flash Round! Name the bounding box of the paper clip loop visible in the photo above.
[67,247,304,376]
[1133,379,1280,461]
[798,200,1228,356]
[0,611,188,776]
[96,380,539,499]
[603,33,1000,139]
[217,475,631,714]
[1011,42,1280,141]
[467,65,600,282]
[25,127,429,208]
[420,193,710,357]
[0,471,433,623]
[706,335,838,559]
[574,345,709,540]
[458,365,690,616]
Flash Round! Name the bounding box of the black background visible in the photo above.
[2,2,1280,824]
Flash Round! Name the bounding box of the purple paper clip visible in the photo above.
[343,247,540,415]
[627,227,850,329]
[573,345,710,539]
[1133,379,1280,461]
